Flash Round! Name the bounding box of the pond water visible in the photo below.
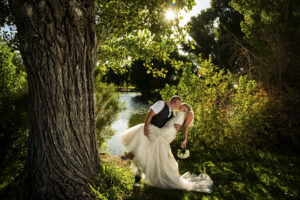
[105,92,148,155]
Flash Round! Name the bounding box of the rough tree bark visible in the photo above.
[9,0,101,199]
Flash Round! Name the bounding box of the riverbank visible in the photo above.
[116,87,138,92]
[96,150,300,200]
[100,153,131,168]
[105,92,148,155]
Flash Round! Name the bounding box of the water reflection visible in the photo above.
[128,112,147,127]
[106,92,148,155]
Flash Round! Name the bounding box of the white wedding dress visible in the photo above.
[119,112,213,193]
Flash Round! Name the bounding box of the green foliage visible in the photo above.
[94,74,124,151]
[0,1,10,27]
[0,1,18,49]
[101,52,189,100]
[95,0,195,76]
[161,57,270,153]
[0,41,23,98]
[100,65,131,88]
[2,0,196,69]
[129,58,181,100]
[229,0,300,79]
[0,42,28,187]
[91,161,134,200]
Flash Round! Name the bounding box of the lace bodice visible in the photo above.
[165,112,186,127]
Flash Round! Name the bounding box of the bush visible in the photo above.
[162,57,271,153]
[0,42,28,186]
[94,74,124,151]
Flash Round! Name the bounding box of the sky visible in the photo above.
[179,0,211,26]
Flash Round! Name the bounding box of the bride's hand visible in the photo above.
[181,140,187,148]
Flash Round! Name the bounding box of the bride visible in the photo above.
[119,103,213,193]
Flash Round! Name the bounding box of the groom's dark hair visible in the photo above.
[170,95,182,103]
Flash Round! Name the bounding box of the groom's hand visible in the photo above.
[144,127,150,137]
[174,124,181,131]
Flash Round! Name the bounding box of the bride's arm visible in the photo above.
[181,112,194,147]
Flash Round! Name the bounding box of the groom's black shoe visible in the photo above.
[134,175,141,187]
[120,153,134,160]
[120,155,129,160]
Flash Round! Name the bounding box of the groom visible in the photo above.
[144,95,182,137]
[121,95,182,186]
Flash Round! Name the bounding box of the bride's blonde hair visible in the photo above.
[182,103,192,112]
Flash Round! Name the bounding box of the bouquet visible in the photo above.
[177,147,190,159]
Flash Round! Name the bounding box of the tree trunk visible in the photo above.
[9,1,101,199]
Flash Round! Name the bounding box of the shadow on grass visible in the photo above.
[123,150,300,200]
[176,150,300,200]
[123,183,214,200]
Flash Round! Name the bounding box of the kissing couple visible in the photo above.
[119,95,213,193]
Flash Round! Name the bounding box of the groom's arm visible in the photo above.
[144,109,155,136]
[174,124,181,131]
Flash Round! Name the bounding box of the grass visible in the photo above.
[1,151,298,200]
[96,150,300,200]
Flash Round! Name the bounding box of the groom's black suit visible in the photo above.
[150,102,173,128]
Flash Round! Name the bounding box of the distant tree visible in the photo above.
[230,0,300,90]
[230,0,300,148]
[130,52,188,99]
[100,65,131,88]
[184,0,244,72]
[185,8,216,60]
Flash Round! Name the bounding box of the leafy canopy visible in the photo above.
[95,0,196,75]
[1,0,196,75]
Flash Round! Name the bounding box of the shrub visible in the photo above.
[0,42,28,186]
[162,57,270,153]
[94,74,124,151]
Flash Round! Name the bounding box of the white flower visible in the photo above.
[177,148,190,159]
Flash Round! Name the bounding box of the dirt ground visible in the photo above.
[99,153,131,168]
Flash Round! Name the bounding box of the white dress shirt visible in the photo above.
[150,100,172,117]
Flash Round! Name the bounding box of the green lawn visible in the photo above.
[1,150,298,200]
[95,150,300,200]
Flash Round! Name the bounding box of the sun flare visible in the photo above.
[165,10,175,20]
